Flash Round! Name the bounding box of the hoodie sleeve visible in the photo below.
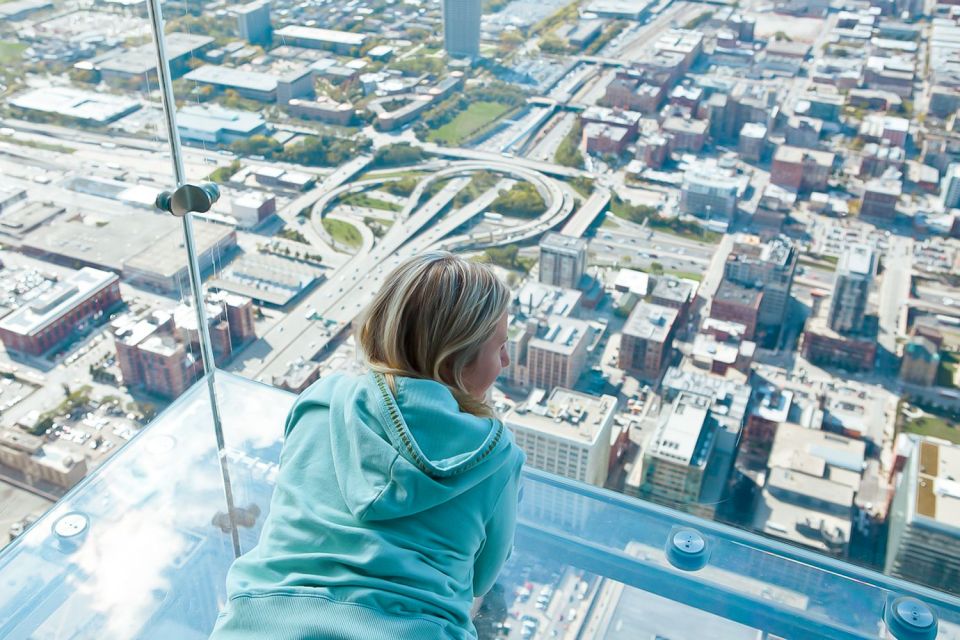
[473,455,524,596]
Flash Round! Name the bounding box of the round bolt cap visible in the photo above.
[886,596,938,640]
[53,512,88,539]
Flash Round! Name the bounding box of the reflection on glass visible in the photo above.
[2,0,960,630]
[0,375,958,640]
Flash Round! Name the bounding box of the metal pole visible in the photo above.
[145,0,241,558]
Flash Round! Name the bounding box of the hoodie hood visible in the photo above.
[308,372,516,522]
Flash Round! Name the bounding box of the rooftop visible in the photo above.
[715,279,762,307]
[773,145,835,168]
[540,231,587,254]
[649,392,713,467]
[0,268,117,338]
[910,439,960,530]
[623,301,678,343]
[512,281,581,318]
[837,243,875,277]
[505,387,616,446]
[9,87,140,124]
[275,25,367,46]
[184,65,280,93]
[96,33,213,76]
[529,316,592,355]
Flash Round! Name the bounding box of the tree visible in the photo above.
[490,183,546,218]
[373,143,424,168]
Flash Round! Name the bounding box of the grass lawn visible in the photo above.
[667,270,704,282]
[357,169,426,181]
[428,102,511,146]
[0,134,74,154]
[0,41,27,63]
[322,218,362,249]
[340,192,401,213]
[902,415,960,445]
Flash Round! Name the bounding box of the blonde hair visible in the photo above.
[356,251,510,418]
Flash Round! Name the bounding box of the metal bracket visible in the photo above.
[155,182,220,217]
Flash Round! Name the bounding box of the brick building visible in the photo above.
[0,267,122,356]
[620,301,679,380]
[771,145,835,192]
[711,279,763,340]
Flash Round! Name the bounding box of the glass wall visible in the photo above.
[1,0,960,634]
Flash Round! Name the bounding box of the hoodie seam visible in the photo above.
[371,372,506,479]
[358,452,401,520]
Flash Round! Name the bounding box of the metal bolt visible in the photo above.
[885,596,938,640]
[665,527,709,571]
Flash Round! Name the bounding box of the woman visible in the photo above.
[211,251,525,640]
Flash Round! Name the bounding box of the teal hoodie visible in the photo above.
[210,371,526,640]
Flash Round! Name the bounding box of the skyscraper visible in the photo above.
[886,437,960,593]
[539,232,586,290]
[442,0,481,59]
[236,1,271,46]
[829,243,874,335]
[723,235,797,331]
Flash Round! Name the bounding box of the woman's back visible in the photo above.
[211,371,524,640]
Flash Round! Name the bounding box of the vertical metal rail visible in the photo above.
[145,0,241,558]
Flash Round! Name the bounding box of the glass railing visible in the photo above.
[0,373,956,640]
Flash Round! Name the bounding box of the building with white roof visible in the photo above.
[504,387,617,486]
[0,267,121,356]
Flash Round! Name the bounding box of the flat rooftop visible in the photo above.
[715,279,762,307]
[177,104,266,136]
[838,243,874,277]
[529,315,592,355]
[275,25,367,46]
[541,231,587,254]
[97,33,213,76]
[9,87,140,124]
[912,439,960,530]
[0,267,117,338]
[623,301,678,343]
[649,392,712,466]
[504,387,616,446]
[184,65,279,93]
[513,281,581,318]
[774,145,835,168]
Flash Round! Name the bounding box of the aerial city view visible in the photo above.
[0,0,958,634]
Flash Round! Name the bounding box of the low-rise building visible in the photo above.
[753,423,865,556]
[583,123,631,155]
[860,175,901,221]
[504,387,616,486]
[620,301,678,380]
[771,145,835,192]
[0,268,121,356]
[662,116,708,153]
[638,392,723,518]
[526,316,593,391]
[0,429,87,490]
[899,336,940,386]
[679,164,741,221]
[274,25,367,54]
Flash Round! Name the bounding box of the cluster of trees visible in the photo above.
[454,171,500,207]
[381,176,420,196]
[554,121,584,169]
[611,195,720,242]
[490,182,546,218]
[482,245,534,273]
[393,54,446,77]
[372,143,425,168]
[278,227,309,244]
[208,160,241,184]
[230,133,370,167]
